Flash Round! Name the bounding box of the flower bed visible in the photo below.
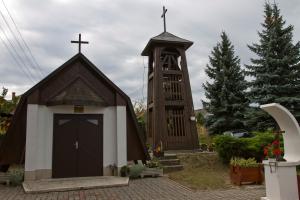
[230,158,263,186]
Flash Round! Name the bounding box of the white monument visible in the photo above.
[260,103,300,200]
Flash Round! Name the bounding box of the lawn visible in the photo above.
[168,153,232,190]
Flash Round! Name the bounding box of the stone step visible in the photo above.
[159,154,177,160]
[0,172,9,184]
[159,159,180,166]
[163,165,184,173]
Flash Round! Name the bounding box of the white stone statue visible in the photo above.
[260,103,300,200]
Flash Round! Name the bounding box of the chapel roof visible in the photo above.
[141,31,193,56]
[0,53,150,165]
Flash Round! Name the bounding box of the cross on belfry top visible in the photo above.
[161,6,167,32]
[71,33,89,53]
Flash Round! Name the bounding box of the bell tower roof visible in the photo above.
[141,31,193,56]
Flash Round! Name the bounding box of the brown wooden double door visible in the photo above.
[53,114,103,178]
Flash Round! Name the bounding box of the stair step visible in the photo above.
[159,159,180,166]
[159,154,177,160]
[163,165,184,173]
[0,172,9,184]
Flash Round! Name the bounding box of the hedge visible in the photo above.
[214,132,275,163]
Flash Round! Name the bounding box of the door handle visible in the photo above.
[74,141,79,149]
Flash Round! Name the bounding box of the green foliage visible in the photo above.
[196,112,205,126]
[146,157,161,168]
[200,143,208,151]
[245,107,277,131]
[203,32,248,134]
[120,165,130,177]
[246,3,300,130]
[214,132,274,163]
[8,165,24,186]
[214,135,248,163]
[230,157,260,168]
[133,101,147,142]
[129,164,145,179]
[0,87,20,135]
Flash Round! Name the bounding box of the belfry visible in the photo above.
[142,6,199,150]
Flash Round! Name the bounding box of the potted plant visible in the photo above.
[120,165,130,177]
[153,141,164,158]
[141,157,163,178]
[230,157,263,186]
[263,131,284,162]
[7,165,24,186]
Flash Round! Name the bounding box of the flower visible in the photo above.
[263,147,269,156]
[272,140,280,146]
[263,131,284,161]
[272,149,281,156]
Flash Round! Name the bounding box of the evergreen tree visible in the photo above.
[246,3,300,130]
[203,32,248,134]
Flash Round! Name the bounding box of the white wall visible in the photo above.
[116,106,127,167]
[25,104,127,175]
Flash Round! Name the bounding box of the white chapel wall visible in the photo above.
[25,104,127,180]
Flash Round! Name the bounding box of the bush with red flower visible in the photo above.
[263,131,284,161]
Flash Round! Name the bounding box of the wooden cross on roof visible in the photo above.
[161,6,167,32]
[71,33,89,53]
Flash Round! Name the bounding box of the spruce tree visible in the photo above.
[246,3,300,129]
[203,32,248,134]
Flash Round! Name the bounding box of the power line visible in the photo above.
[1,0,44,78]
[0,3,43,80]
[0,24,37,83]
[0,32,35,83]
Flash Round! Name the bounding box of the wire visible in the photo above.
[0,32,35,83]
[0,23,37,83]
[1,0,44,78]
[0,4,42,80]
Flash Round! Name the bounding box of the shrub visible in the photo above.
[230,157,260,168]
[129,164,144,179]
[120,165,130,177]
[146,157,161,168]
[214,135,248,163]
[8,165,24,186]
[208,143,215,152]
[243,132,276,160]
[214,132,275,164]
[200,143,208,151]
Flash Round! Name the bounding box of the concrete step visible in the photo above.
[23,176,129,193]
[159,159,180,166]
[163,165,184,173]
[159,154,177,160]
[0,172,9,184]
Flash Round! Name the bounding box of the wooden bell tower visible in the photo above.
[141,6,199,150]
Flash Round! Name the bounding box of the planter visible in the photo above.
[267,158,277,162]
[140,167,163,178]
[230,165,263,186]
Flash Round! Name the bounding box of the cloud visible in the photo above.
[0,0,300,108]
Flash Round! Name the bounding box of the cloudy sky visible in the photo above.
[0,0,300,108]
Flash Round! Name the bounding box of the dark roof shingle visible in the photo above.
[141,31,193,56]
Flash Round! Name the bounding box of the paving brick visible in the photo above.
[0,177,265,200]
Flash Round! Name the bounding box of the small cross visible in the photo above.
[71,33,89,53]
[161,6,167,32]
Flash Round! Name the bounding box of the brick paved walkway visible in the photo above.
[0,177,265,200]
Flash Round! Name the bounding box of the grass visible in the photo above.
[168,153,232,190]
